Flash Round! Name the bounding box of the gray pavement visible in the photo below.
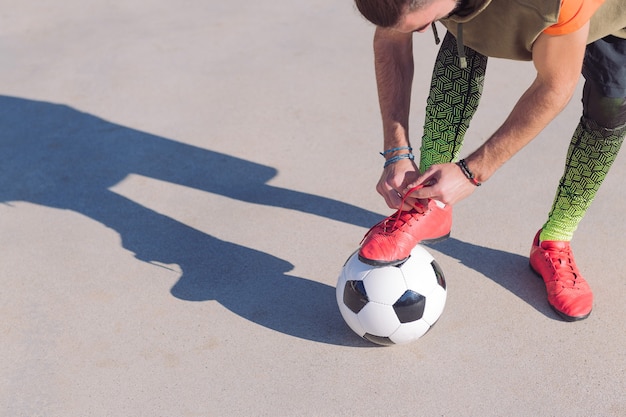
[1,1,625,416]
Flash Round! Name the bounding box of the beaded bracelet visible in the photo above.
[456,159,481,186]
[384,153,414,168]
[379,146,412,156]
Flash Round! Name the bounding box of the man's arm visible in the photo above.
[373,27,419,209]
[374,27,414,151]
[409,22,590,205]
[465,22,590,182]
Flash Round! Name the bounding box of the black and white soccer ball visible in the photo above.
[336,245,447,346]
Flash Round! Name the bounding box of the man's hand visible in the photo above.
[376,158,421,210]
[404,162,478,205]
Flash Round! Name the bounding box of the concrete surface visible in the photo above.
[1,1,625,416]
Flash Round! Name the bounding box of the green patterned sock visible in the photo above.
[541,118,626,242]
[419,32,488,172]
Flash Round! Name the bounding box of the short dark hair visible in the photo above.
[354,0,431,28]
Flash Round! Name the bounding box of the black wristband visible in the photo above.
[456,159,481,186]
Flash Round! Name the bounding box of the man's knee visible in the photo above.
[582,80,626,129]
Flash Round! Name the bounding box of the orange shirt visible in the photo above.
[544,0,605,35]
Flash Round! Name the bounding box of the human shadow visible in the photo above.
[428,237,558,319]
[0,95,378,346]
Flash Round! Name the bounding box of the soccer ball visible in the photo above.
[336,245,447,346]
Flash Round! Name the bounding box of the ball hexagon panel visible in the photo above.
[401,261,438,296]
[357,301,401,337]
[341,250,371,279]
[362,266,408,305]
[389,319,432,344]
[421,285,447,326]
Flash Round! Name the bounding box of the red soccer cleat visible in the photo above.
[358,199,452,266]
[529,230,593,321]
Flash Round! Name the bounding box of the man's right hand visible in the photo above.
[376,158,421,210]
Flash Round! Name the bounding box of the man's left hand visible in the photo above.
[403,162,478,206]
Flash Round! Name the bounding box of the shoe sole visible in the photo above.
[357,233,451,267]
[421,232,451,245]
[358,255,408,267]
[528,263,591,322]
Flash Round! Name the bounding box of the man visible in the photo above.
[355,0,626,321]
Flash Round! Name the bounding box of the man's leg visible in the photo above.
[540,111,626,242]
[543,36,626,240]
[420,31,488,171]
[531,36,626,321]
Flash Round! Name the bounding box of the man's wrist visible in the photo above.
[380,146,414,168]
[456,159,482,186]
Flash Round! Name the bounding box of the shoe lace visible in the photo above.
[545,246,579,288]
[380,185,428,233]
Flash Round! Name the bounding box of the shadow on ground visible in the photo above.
[0,96,558,347]
[0,95,377,347]
[427,237,558,320]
